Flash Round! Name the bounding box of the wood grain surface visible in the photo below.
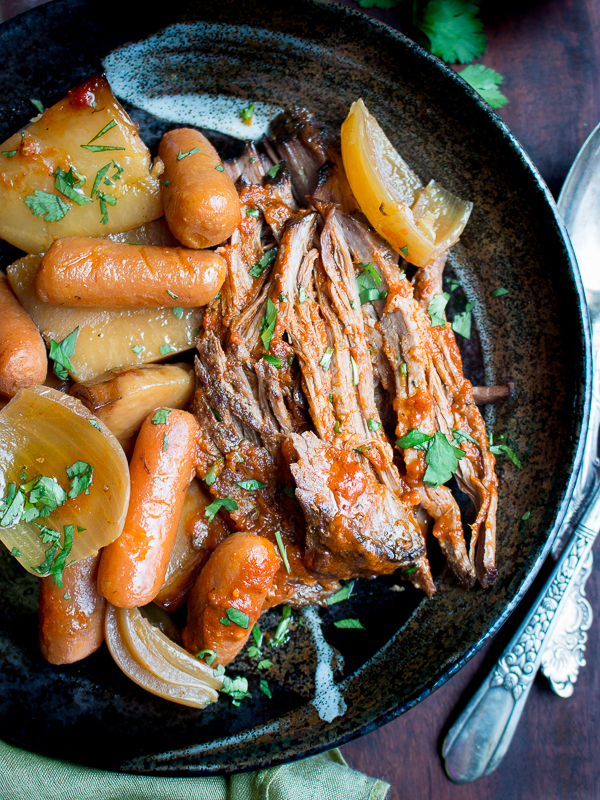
[1,0,600,798]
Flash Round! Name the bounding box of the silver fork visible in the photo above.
[442,121,600,783]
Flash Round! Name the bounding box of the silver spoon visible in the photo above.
[442,121,600,783]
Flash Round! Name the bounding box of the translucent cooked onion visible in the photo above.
[105,604,221,708]
[341,99,473,267]
[0,385,129,576]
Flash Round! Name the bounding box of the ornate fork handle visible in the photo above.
[442,482,600,783]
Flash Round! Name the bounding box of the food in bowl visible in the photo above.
[0,74,504,710]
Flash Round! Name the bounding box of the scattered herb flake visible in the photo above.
[491,287,509,298]
[205,497,239,523]
[428,293,450,326]
[172,307,184,319]
[240,102,256,123]
[275,530,291,574]
[283,485,295,499]
[334,420,341,434]
[396,429,432,450]
[489,441,522,469]
[204,458,223,487]
[159,344,175,356]
[87,119,117,143]
[521,510,531,521]
[451,428,479,446]
[451,301,476,339]
[131,345,144,354]
[163,179,170,186]
[235,479,267,491]
[267,163,282,178]
[10,547,21,558]
[49,327,79,380]
[226,608,250,629]
[399,245,409,257]
[63,592,71,599]
[196,649,217,665]
[356,264,387,305]
[367,418,381,432]
[334,618,365,630]
[166,289,178,299]
[215,164,225,172]
[320,346,334,372]
[151,408,171,425]
[66,461,93,499]
[258,659,272,670]
[30,98,44,114]
[220,675,252,706]
[262,354,283,368]
[252,625,263,649]
[259,679,272,698]
[81,145,125,152]
[177,147,202,160]
[260,297,277,350]
[270,606,292,648]
[249,248,277,278]
[220,617,230,626]
[24,190,69,222]
[246,207,259,218]
[351,355,359,386]
[91,163,111,198]
[327,580,355,605]
[400,362,407,376]
[88,419,101,430]
[1,149,17,158]
[163,433,169,452]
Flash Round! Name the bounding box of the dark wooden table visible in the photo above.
[1,1,600,797]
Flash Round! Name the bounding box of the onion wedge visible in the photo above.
[341,99,473,266]
[0,385,129,578]
[105,604,221,708]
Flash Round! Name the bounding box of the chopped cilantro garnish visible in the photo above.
[2,150,17,158]
[220,674,252,706]
[196,649,217,665]
[428,293,450,326]
[396,429,432,450]
[459,65,508,109]
[416,0,487,64]
[399,245,408,257]
[81,144,125,152]
[262,354,283,368]
[259,679,272,698]
[151,408,170,425]
[327,580,354,605]
[63,592,71,600]
[131,345,144,354]
[54,167,93,206]
[451,428,479,446]
[88,119,117,143]
[283,485,295,499]
[249,248,278,278]
[177,147,202,160]
[446,277,461,292]
[163,433,169,452]
[204,458,223,486]
[172,307,183,319]
[240,103,256,123]
[267,163,282,178]
[452,301,476,339]
[91,163,111,198]
[33,524,74,587]
[399,362,407,376]
[260,298,277,350]
[367,418,381,432]
[30,98,44,114]
[351,355,359,386]
[258,659,272,670]
[49,327,79,380]
[88,418,101,431]
[205,497,239,523]
[356,263,387,305]
[211,407,222,422]
[235,479,267,491]
[522,510,531,521]
[320,346,334,372]
[252,625,263,649]
[213,665,226,677]
[491,287,509,298]
[489,433,522,469]
[334,420,341,434]
[279,293,288,303]
[219,617,230,626]
[246,207,259,218]
[166,289,178,299]
[275,530,291,574]
[270,606,292,648]
[215,164,225,172]
[424,432,465,486]
[159,344,175,356]
[10,547,21,558]
[226,608,250,629]
[24,190,69,222]
[163,179,170,186]
[66,461,93,499]
[334,618,365,630]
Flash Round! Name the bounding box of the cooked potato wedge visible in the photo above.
[71,363,195,452]
[7,255,202,383]
[0,75,163,253]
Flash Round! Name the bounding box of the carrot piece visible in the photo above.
[159,128,241,248]
[0,273,47,397]
[182,532,281,666]
[35,237,226,307]
[97,408,199,608]
[38,554,106,665]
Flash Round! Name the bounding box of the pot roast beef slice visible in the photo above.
[225,142,270,185]
[290,432,425,579]
[411,254,498,587]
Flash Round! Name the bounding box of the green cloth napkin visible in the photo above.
[0,739,389,800]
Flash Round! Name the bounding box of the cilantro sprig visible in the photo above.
[458,65,509,109]
[49,327,79,380]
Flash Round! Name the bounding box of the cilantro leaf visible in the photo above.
[2,150,17,158]
[356,263,388,306]
[240,103,255,123]
[249,248,278,278]
[24,190,69,222]
[235,479,267,491]
[489,443,522,469]
[159,344,175,356]
[334,618,365,629]
[424,431,465,486]
[327,580,355,605]
[49,327,79,380]
[491,287,509,298]
[458,65,508,109]
[54,168,92,206]
[417,0,487,64]
[396,429,432,450]
[204,458,223,486]
[151,408,170,425]
[451,301,476,339]
[66,461,94,499]
[260,298,277,351]
[258,659,272,670]
[196,649,217,665]
[275,530,291,574]
[205,497,239,523]
[88,120,117,143]
[428,293,450,326]
[451,428,479,446]
[177,147,202,160]
[220,674,252,706]
[267,163,282,178]
[226,607,250,628]
[259,679,272,698]
[0,487,24,527]
[172,307,183,319]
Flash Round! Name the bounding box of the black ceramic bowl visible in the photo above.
[0,0,590,775]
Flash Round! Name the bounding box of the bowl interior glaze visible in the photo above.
[0,0,589,774]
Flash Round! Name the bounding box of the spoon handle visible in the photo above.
[442,482,600,784]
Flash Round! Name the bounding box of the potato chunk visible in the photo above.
[7,255,202,383]
[0,75,163,253]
